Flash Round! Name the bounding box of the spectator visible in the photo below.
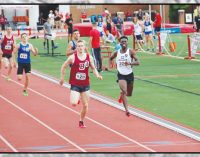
[0,15,7,31]
[89,22,102,72]
[54,10,62,31]
[137,9,144,21]
[194,12,200,32]
[81,11,87,19]
[116,14,124,36]
[65,13,73,43]
[104,30,115,44]
[38,12,46,25]
[154,10,162,34]
[106,17,112,33]
[48,10,55,29]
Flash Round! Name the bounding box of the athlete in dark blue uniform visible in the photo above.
[14,33,38,96]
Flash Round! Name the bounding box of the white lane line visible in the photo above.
[0,133,18,152]
[1,75,156,152]
[31,71,200,142]
[0,94,86,152]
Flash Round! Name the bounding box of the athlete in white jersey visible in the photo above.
[109,36,140,117]
[133,16,144,50]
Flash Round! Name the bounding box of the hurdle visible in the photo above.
[17,26,31,36]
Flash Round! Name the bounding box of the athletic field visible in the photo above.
[28,33,200,131]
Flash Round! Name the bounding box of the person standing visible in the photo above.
[43,17,58,50]
[109,36,140,117]
[133,16,144,50]
[194,11,200,32]
[0,26,16,80]
[65,13,73,43]
[48,10,55,29]
[89,21,102,72]
[60,40,102,128]
[154,10,162,35]
[13,33,38,96]
[143,14,154,52]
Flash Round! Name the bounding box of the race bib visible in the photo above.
[119,61,126,67]
[145,25,152,32]
[19,53,28,59]
[5,45,11,50]
[75,72,86,80]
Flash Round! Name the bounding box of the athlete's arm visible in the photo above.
[12,44,20,66]
[128,49,140,66]
[109,51,117,69]
[60,55,74,85]
[30,44,38,56]
[89,55,102,80]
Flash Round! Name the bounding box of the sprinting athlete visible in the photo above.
[60,40,102,128]
[13,33,38,96]
[109,36,140,117]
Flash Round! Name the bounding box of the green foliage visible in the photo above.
[169,5,190,23]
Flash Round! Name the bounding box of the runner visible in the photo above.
[13,33,38,96]
[0,26,16,79]
[109,36,140,117]
[60,40,102,128]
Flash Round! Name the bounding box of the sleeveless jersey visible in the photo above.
[116,48,133,75]
[144,20,152,33]
[69,52,90,86]
[71,40,76,50]
[17,43,31,63]
[133,22,142,36]
[1,35,14,55]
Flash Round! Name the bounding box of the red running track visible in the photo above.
[0,69,200,152]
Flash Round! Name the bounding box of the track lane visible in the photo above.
[1,69,200,152]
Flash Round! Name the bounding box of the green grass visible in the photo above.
[25,34,200,131]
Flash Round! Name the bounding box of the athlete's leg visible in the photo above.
[118,80,129,114]
[127,81,134,96]
[24,73,30,92]
[0,54,2,72]
[70,90,80,107]
[80,90,89,122]
[7,57,14,78]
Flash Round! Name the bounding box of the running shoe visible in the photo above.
[23,90,28,96]
[126,111,130,117]
[79,121,86,128]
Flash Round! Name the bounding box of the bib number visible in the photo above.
[5,45,11,50]
[76,72,86,80]
[19,53,28,59]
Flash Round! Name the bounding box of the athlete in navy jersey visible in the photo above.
[13,33,38,96]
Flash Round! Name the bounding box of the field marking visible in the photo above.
[137,73,200,79]
[30,71,200,143]
[0,133,18,152]
[139,50,200,62]
[1,74,156,152]
[0,94,86,152]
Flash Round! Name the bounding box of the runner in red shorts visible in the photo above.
[60,40,102,128]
